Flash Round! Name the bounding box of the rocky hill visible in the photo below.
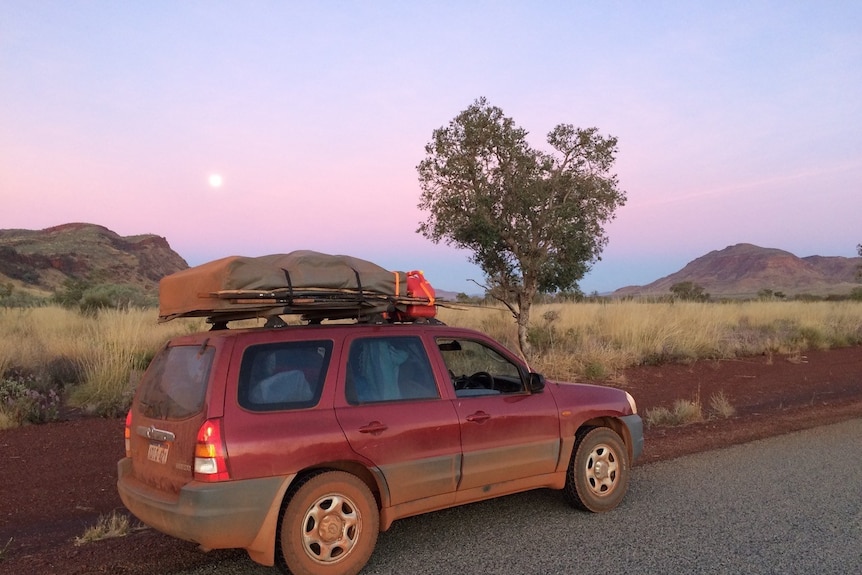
[614,243,862,298]
[0,223,189,295]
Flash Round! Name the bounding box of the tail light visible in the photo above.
[194,418,230,482]
[124,410,132,458]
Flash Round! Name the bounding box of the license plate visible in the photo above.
[147,442,169,464]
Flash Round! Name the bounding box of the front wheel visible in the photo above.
[563,427,630,513]
[277,471,379,575]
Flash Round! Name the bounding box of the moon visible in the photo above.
[208,174,223,188]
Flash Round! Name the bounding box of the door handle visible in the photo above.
[359,421,388,434]
[466,411,491,423]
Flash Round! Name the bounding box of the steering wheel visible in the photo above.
[468,371,495,391]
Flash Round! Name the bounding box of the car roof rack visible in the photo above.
[157,251,446,326]
[169,287,447,328]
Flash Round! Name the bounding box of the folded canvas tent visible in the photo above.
[158,250,437,323]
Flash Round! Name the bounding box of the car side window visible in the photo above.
[238,340,332,411]
[436,338,525,397]
[345,336,439,404]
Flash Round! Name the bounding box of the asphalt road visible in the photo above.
[179,419,862,575]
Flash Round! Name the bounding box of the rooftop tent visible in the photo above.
[158,250,436,323]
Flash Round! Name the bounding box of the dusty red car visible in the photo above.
[118,322,642,575]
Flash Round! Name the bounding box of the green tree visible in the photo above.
[670,281,710,302]
[417,98,626,357]
[53,277,92,308]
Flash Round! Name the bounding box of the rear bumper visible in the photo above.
[117,458,292,563]
[620,414,644,462]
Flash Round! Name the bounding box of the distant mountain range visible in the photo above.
[613,243,862,298]
[0,223,188,295]
[1,225,859,300]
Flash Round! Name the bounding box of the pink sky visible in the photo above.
[2,2,860,294]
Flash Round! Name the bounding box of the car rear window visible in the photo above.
[238,340,332,411]
[136,344,214,420]
[345,336,439,404]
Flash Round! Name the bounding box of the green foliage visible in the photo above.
[0,286,47,308]
[850,287,862,301]
[758,289,786,300]
[417,97,625,356]
[53,277,91,308]
[54,278,154,312]
[582,361,608,380]
[0,375,62,428]
[79,284,153,312]
[670,281,710,302]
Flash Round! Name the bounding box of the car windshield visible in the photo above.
[137,345,213,420]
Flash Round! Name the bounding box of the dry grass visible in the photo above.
[0,307,204,418]
[438,300,862,381]
[0,300,860,422]
[0,536,11,560]
[709,391,737,419]
[644,399,704,427]
[645,391,737,428]
[74,511,134,545]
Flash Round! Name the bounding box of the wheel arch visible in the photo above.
[248,461,386,568]
[578,416,634,461]
[300,460,385,508]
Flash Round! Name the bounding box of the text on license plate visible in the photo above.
[147,442,169,464]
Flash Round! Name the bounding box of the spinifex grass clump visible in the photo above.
[644,399,704,427]
[75,511,133,545]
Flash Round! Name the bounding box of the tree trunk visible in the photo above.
[516,292,533,360]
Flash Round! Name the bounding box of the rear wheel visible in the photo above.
[277,471,379,575]
[563,427,630,512]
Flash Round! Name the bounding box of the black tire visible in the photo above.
[277,471,379,575]
[563,427,630,513]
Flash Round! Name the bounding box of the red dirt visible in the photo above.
[1,346,860,575]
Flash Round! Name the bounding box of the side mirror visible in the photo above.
[528,372,545,393]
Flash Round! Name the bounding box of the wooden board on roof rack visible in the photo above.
[157,250,439,324]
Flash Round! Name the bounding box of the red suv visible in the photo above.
[118,321,642,575]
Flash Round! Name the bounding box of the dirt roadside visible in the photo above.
[1,346,860,575]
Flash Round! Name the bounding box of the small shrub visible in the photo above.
[79,284,154,314]
[709,391,736,419]
[527,323,558,354]
[75,511,132,545]
[44,356,83,388]
[0,376,62,427]
[582,361,608,380]
[645,399,703,427]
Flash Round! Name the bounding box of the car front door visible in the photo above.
[334,334,461,507]
[437,337,561,492]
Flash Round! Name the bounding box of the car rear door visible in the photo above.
[125,336,227,494]
[334,332,461,507]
